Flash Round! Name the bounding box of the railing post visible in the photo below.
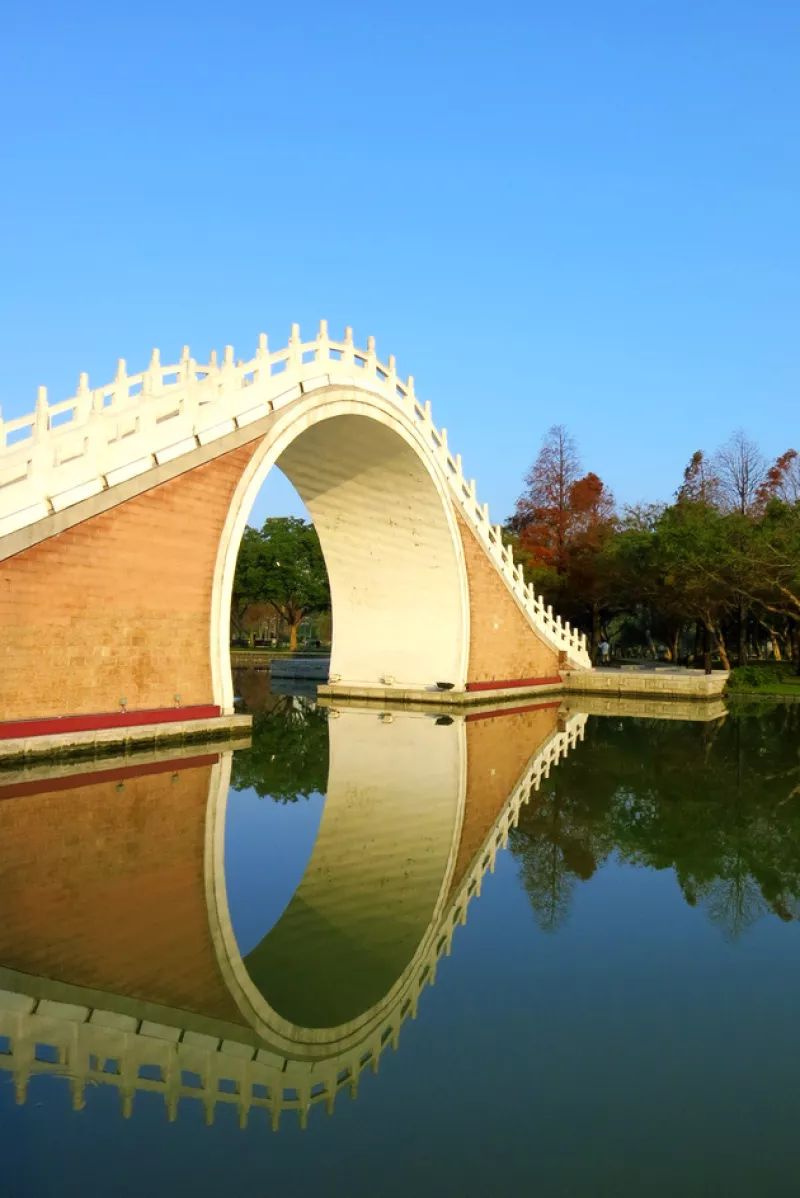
[35,386,49,440]
[255,332,269,382]
[112,359,128,407]
[316,319,330,363]
[70,372,91,427]
[220,344,236,392]
[143,348,161,397]
[404,374,416,412]
[342,326,355,369]
[387,353,398,396]
[285,323,302,383]
[365,334,377,376]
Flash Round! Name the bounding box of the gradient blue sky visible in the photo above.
[2,0,798,525]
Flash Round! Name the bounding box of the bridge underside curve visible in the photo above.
[274,413,468,693]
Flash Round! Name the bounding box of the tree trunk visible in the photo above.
[592,603,602,663]
[671,628,680,664]
[737,596,747,667]
[706,617,730,670]
[717,636,731,671]
[289,621,300,651]
[693,621,703,667]
[703,625,713,675]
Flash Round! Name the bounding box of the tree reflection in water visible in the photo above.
[229,672,800,941]
[230,667,328,801]
[509,702,800,939]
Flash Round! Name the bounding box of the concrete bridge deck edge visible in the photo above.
[317,680,566,709]
[0,715,252,764]
[319,669,729,710]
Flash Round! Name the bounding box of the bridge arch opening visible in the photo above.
[213,390,471,713]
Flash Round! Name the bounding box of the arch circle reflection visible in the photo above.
[206,707,469,1058]
[204,703,588,1113]
[0,701,587,1128]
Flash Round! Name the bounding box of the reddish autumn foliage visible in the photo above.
[756,449,800,508]
[569,472,616,545]
[514,425,580,572]
[515,427,615,574]
[676,450,720,506]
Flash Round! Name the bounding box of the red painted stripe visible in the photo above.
[0,705,221,741]
[0,753,221,801]
[466,676,562,693]
[466,700,562,722]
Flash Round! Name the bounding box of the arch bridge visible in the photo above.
[0,324,590,744]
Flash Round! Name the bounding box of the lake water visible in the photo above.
[2,677,799,1197]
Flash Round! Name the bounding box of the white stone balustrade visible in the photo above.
[0,324,591,669]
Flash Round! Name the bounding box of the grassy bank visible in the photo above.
[726,662,800,696]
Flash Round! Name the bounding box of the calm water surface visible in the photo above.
[2,676,800,1197]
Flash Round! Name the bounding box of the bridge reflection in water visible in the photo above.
[0,699,587,1130]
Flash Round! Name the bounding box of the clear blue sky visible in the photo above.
[2,0,798,525]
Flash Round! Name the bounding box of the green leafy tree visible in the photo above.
[510,426,799,668]
[745,499,800,669]
[233,517,331,650]
[653,500,734,667]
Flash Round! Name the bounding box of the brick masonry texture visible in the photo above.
[0,440,259,723]
[0,432,559,727]
[0,760,245,1025]
[448,705,559,898]
[456,513,559,685]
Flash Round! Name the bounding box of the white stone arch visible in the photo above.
[211,386,472,715]
[204,708,468,1058]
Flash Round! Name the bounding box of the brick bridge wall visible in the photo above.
[0,434,557,725]
[0,441,259,722]
[0,757,244,1025]
[448,703,561,899]
[457,513,559,686]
